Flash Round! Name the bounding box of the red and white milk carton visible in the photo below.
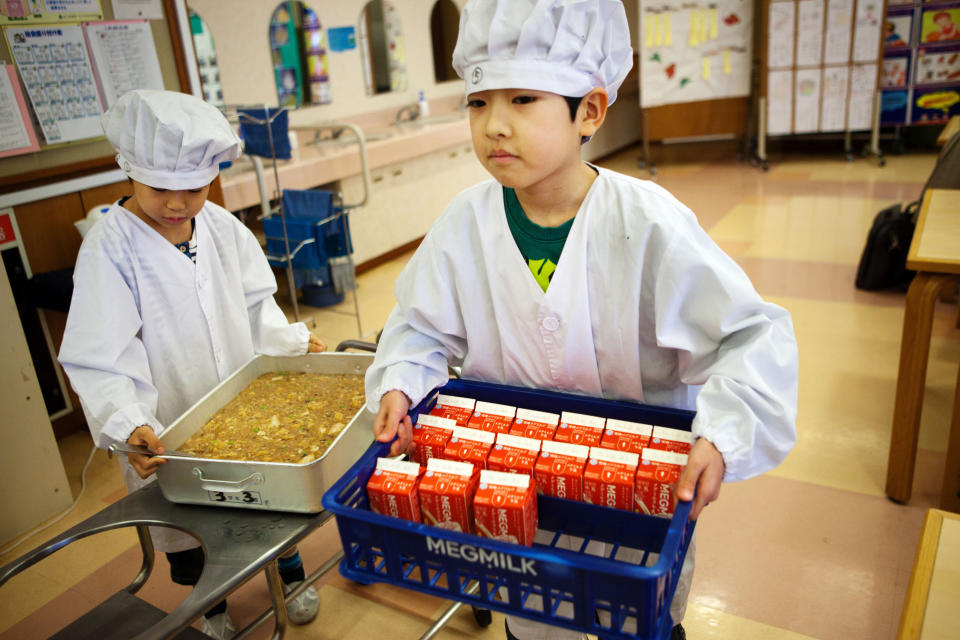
[554,411,606,447]
[443,426,496,469]
[418,458,480,534]
[409,413,458,465]
[582,447,639,512]
[366,457,423,522]
[474,470,538,546]
[467,401,517,434]
[429,394,476,427]
[487,432,541,476]
[600,418,653,455]
[534,440,589,501]
[648,426,692,455]
[510,408,560,440]
[635,448,689,517]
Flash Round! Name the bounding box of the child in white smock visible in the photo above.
[58,90,325,639]
[365,2,799,639]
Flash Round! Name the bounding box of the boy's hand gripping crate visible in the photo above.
[322,379,696,640]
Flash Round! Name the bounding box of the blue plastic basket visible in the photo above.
[322,379,696,640]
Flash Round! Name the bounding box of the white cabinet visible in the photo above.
[342,144,487,265]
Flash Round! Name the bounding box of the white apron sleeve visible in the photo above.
[239,227,309,356]
[653,220,799,482]
[58,248,164,448]
[365,232,467,413]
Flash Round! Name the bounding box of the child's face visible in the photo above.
[127,181,209,238]
[467,88,585,193]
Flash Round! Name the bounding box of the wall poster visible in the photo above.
[640,0,754,108]
[3,24,103,144]
[83,20,164,107]
[0,0,101,24]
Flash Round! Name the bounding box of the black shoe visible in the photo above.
[671,623,687,640]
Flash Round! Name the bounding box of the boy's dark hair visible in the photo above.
[564,96,591,144]
[563,96,583,121]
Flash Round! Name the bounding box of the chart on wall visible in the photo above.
[639,0,753,108]
[881,0,960,125]
[3,24,103,144]
[84,20,163,107]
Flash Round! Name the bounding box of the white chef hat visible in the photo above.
[101,90,242,190]
[452,0,633,106]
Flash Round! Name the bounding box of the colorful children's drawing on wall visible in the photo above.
[882,57,910,87]
[917,50,960,84]
[913,87,960,123]
[881,89,910,124]
[922,8,960,43]
[884,18,909,47]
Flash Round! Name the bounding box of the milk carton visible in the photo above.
[600,418,653,455]
[648,426,692,455]
[582,447,639,512]
[366,457,423,522]
[467,401,517,434]
[554,411,606,447]
[487,432,541,476]
[474,470,538,546]
[635,448,688,517]
[410,413,458,465]
[510,408,560,440]
[419,458,480,533]
[534,440,589,501]
[429,394,476,427]
[442,426,496,469]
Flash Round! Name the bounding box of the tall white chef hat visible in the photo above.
[102,90,242,190]
[452,0,633,106]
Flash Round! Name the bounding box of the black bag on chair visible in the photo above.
[855,129,960,291]
[855,201,919,291]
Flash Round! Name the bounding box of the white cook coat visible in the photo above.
[59,201,309,551]
[365,168,798,636]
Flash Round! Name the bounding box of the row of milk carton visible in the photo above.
[365,394,693,544]
[367,459,539,545]
[422,393,691,516]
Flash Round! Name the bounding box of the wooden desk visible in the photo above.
[936,116,959,147]
[886,189,960,510]
[898,509,960,638]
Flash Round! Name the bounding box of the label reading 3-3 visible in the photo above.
[208,490,262,504]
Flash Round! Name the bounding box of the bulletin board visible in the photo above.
[880,0,960,126]
[0,0,185,189]
[638,0,753,142]
[760,0,884,136]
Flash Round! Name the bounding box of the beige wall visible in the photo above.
[0,258,72,547]
[187,0,642,153]
[187,0,471,128]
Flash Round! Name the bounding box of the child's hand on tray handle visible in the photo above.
[676,437,725,520]
[374,389,413,457]
[126,425,167,479]
[308,333,327,353]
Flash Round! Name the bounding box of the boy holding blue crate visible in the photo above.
[366,1,799,638]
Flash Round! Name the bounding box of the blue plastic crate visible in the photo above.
[322,379,696,640]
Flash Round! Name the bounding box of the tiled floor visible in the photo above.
[2,142,956,640]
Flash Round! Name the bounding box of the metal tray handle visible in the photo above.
[192,468,265,493]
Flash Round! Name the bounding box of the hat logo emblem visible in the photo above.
[472,67,483,84]
[123,161,131,171]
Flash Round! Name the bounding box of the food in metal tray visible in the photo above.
[179,372,365,464]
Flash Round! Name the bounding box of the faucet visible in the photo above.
[395,103,420,124]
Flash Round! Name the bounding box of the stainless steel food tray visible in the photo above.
[156,353,374,513]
